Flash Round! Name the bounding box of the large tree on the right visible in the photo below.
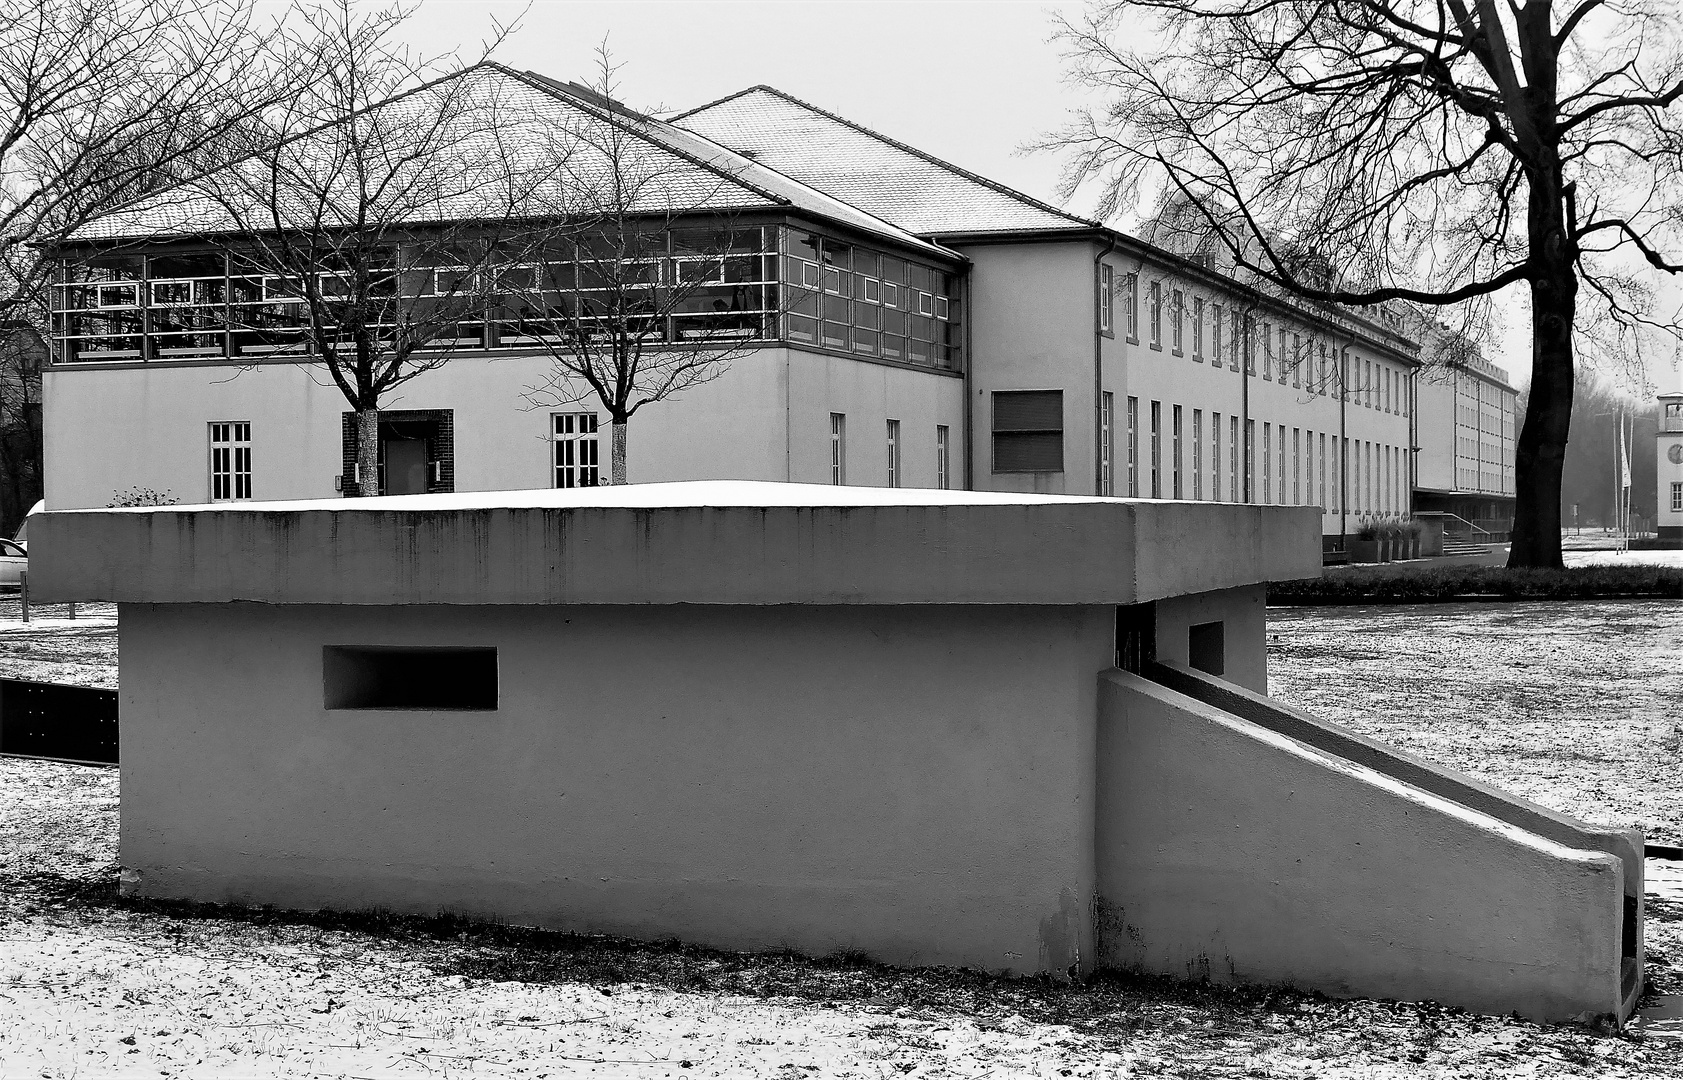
[1047,0,1683,567]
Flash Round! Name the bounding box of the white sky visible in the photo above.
[389,0,1683,396]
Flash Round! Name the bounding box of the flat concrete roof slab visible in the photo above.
[32,480,1320,606]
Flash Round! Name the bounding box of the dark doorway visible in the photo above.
[384,436,428,494]
[1188,621,1226,676]
[341,410,454,496]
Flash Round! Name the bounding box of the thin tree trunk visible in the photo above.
[355,407,381,497]
[610,420,628,485]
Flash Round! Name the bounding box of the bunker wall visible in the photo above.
[1095,671,1630,1024]
[119,601,1115,975]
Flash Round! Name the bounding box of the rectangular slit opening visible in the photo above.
[1189,621,1226,677]
[323,646,498,711]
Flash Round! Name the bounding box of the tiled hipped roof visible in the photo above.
[673,86,1095,238]
[66,66,953,260]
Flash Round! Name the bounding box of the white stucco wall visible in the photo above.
[42,347,963,509]
[1151,584,1268,695]
[119,601,1114,975]
[1096,671,1632,1023]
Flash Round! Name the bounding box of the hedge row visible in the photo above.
[1268,565,1683,604]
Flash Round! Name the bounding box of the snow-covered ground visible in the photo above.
[1563,548,1683,568]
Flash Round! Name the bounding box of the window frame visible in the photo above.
[552,411,601,489]
[208,420,252,502]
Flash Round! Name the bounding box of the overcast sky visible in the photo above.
[388,0,1683,393]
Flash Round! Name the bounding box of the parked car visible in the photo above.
[12,499,41,553]
[0,537,24,587]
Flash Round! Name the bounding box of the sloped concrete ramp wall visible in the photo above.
[1097,670,1633,1024]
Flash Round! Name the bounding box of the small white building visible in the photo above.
[1657,369,1683,545]
[31,482,1646,1024]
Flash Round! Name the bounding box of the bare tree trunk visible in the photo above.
[1509,222,1574,568]
[355,407,381,497]
[610,420,628,485]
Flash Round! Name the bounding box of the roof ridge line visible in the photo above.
[666,84,764,123]
[671,126,965,260]
[493,64,793,211]
[678,84,1099,230]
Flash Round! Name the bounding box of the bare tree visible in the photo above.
[1044,0,1683,567]
[505,51,789,485]
[0,0,285,527]
[197,1,536,496]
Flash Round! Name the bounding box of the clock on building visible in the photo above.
[1670,443,1683,465]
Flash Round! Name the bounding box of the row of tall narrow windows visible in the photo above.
[1097,266,1409,414]
[827,413,951,489]
[1106,396,1409,516]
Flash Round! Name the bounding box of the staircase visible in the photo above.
[1441,538,1492,557]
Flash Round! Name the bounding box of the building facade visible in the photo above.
[1658,378,1683,545]
[1410,319,1519,534]
[46,66,1420,547]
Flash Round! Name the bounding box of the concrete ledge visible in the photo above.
[1097,670,1632,1024]
[31,481,1321,606]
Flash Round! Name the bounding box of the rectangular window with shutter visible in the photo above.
[991,390,1063,473]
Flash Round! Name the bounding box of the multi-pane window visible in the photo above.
[1292,335,1302,388]
[1672,482,1682,513]
[886,419,900,488]
[553,412,600,488]
[992,391,1064,472]
[1192,297,1204,359]
[1210,413,1221,501]
[209,421,251,501]
[1100,265,1114,334]
[1171,289,1184,355]
[56,229,802,364]
[1150,400,1162,498]
[1319,343,1329,395]
[830,413,846,484]
[1261,322,1273,380]
[1149,282,1163,347]
[1192,409,1203,500]
[1293,428,1301,504]
[1211,304,1222,367]
[1262,422,1272,502]
[936,425,950,490]
[1230,416,1240,503]
[1125,274,1139,340]
[1246,420,1257,502]
[786,233,961,369]
[1319,433,1327,509]
[1101,392,1115,496]
[1278,426,1287,507]
[1172,404,1183,498]
[1127,396,1139,496]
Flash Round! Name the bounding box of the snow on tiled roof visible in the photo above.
[67,66,954,259]
[673,86,1095,238]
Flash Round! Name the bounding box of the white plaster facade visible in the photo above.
[43,68,1425,551]
[1658,389,1683,543]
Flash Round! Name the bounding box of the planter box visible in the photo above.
[1350,540,1381,564]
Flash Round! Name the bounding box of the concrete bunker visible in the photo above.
[31,481,1643,1025]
